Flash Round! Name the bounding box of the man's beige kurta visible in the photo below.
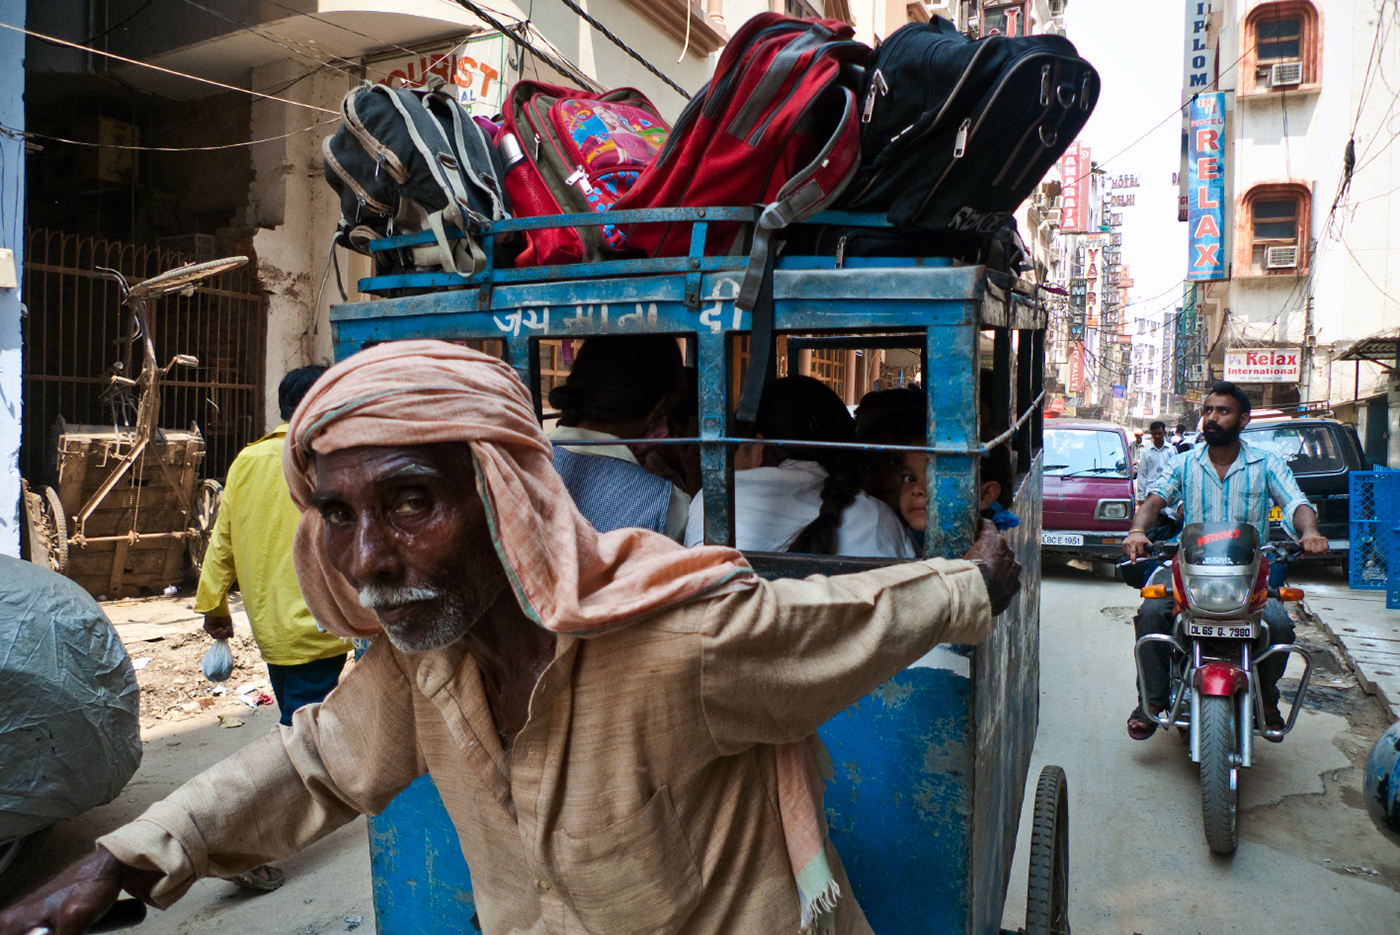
[100,559,991,935]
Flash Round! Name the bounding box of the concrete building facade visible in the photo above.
[1189,0,1399,464]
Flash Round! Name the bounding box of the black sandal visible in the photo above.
[1127,704,1158,741]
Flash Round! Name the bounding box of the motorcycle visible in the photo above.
[1121,521,1314,855]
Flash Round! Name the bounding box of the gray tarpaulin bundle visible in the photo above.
[0,555,141,843]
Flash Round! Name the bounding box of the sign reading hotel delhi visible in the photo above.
[1187,92,1227,281]
[1223,348,1301,383]
[1059,143,1089,233]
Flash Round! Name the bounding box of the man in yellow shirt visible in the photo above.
[195,367,348,894]
[198,366,349,724]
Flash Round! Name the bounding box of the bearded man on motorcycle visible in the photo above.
[1121,381,1328,741]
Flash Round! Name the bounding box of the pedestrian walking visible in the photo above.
[192,365,350,893]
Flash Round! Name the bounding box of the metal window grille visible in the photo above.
[1349,469,1400,607]
[21,229,268,484]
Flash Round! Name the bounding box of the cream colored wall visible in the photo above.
[248,60,348,432]
[1221,0,1400,405]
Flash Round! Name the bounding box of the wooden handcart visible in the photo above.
[22,257,246,598]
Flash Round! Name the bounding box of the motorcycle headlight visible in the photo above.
[1184,575,1250,612]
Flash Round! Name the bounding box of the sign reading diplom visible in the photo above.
[1223,348,1301,383]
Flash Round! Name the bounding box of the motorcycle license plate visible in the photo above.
[1186,621,1256,640]
[1269,505,1282,522]
[1041,532,1084,547]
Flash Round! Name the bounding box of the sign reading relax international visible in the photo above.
[1223,348,1301,383]
[1186,92,1227,281]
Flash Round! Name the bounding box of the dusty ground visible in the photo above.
[1002,563,1400,935]
[105,594,358,730]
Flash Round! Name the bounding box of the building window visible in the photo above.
[1244,1,1320,92]
[1238,183,1311,275]
[1257,16,1302,63]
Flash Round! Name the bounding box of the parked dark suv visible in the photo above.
[1240,417,1368,569]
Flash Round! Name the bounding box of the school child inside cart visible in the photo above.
[546,335,691,541]
[898,444,1020,537]
[684,376,914,557]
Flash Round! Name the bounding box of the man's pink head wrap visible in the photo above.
[283,340,755,640]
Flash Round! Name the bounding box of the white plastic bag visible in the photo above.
[201,638,233,682]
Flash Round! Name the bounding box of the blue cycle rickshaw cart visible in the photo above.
[329,207,1064,935]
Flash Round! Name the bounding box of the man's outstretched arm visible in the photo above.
[0,640,423,934]
[702,522,1020,752]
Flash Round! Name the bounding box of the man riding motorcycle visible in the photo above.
[1122,381,1328,741]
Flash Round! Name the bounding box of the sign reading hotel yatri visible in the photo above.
[1187,92,1227,281]
[1223,348,1301,383]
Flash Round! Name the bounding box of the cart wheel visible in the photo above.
[43,487,69,571]
[1025,765,1070,935]
[22,481,68,573]
[186,479,223,577]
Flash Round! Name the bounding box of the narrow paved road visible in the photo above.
[1000,561,1400,935]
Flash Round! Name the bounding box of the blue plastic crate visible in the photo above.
[1390,526,1400,610]
[1350,469,1400,592]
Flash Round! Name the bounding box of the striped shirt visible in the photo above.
[1147,440,1312,540]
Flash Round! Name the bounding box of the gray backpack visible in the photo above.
[323,82,508,277]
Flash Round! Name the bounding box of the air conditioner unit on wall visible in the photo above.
[1265,245,1299,269]
[1270,61,1303,87]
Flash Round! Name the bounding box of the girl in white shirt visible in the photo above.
[685,376,914,557]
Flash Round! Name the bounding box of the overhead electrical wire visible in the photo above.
[258,0,451,64]
[447,0,604,92]
[83,0,159,43]
[0,119,339,153]
[547,0,693,98]
[1,21,337,114]
[174,0,369,83]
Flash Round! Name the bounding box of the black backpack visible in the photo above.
[323,82,509,277]
[839,18,1098,232]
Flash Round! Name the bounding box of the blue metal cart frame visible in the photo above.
[331,208,1054,935]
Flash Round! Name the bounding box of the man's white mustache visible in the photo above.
[358,584,447,610]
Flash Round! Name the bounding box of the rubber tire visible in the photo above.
[1199,694,1240,854]
[1025,764,1071,935]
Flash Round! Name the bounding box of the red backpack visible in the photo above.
[613,14,867,303]
[497,82,670,267]
[615,14,867,421]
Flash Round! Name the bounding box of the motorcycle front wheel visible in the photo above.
[1199,694,1240,854]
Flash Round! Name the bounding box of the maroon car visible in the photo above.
[1041,420,1137,561]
